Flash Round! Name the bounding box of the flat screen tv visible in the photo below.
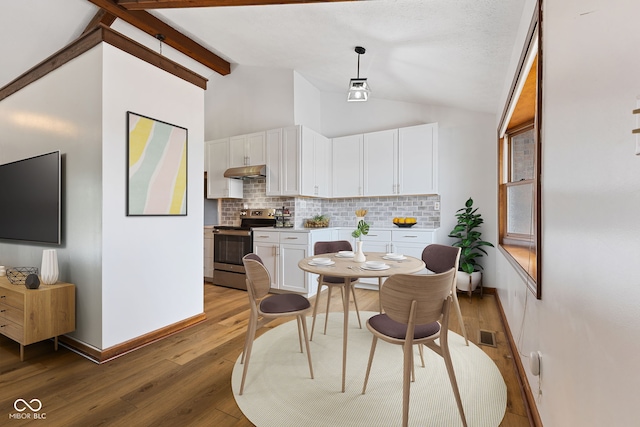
[0,151,61,245]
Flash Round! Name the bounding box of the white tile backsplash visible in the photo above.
[219,180,440,229]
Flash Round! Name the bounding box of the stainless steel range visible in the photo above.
[212,208,275,290]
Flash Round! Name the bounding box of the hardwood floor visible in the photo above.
[0,284,531,426]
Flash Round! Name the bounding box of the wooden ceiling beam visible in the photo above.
[82,9,117,35]
[87,0,231,75]
[117,0,355,10]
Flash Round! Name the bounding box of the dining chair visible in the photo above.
[422,244,469,346]
[310,240,362,341]
[239,253,314,395]
[361,269,467,427]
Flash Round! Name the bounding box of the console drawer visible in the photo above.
[0,302,23,325]
[0,287,23,310]
[0,318,23,343]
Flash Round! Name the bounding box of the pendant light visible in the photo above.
[347,46,371,102]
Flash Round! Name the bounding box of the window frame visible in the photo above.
[497,4,542,299]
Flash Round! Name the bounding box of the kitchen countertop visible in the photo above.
[250,226,439,232]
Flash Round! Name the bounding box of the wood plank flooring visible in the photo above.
[0,284,530,426]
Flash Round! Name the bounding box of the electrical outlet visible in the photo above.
[434,201,440,211]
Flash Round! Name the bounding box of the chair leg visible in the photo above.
[296,315,304,353]
[239,315,258,396]
[310,282,324,341]
[378,277,383,313]
[323,285,334,335]
[351,284,362,329]
[418,343,425,367]
[361,336,378,394]
[452,290,469,346]
[299,314,314,379]
[441,334,467,427]
[402,340,413,427]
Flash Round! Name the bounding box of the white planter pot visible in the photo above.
[456,271,482,294]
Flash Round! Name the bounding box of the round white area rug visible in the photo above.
[232,311,506,427]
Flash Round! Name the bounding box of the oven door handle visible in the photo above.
[213,229,251,237]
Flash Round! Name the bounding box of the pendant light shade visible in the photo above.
[347,46,371,102]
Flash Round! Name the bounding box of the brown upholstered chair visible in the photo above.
[239,253,314,395]
[421,244,468,346]
[361,270,467,427]
[310,240,362,341]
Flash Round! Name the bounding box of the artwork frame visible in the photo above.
[126,111,188,216]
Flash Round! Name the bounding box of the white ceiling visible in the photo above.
[1,0,526,113]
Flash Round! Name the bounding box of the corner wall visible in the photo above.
[495,2,640,425]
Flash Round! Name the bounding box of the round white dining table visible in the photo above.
[298,252,425,392]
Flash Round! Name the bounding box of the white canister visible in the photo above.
[41,250,59,285]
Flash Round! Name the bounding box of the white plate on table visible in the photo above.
[383,254,406,261]
[361,263,390,271]
[308,260,335,266]
[335,251,355,258]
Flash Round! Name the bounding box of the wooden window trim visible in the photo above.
[498,2,542,299]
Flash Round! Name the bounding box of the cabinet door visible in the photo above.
[246,132,266,166]
[204,228,214,278]
[229,135,247,167]
[332,134,363,197]
[254,242,278,289]
[300,127,317,196]
[279,243,308,293]
[398,123,438,194]
[363,129,398,196]
[314,133,331,197]
[281,126,300,196]
[265,128,282,196]
[206,139,242,199]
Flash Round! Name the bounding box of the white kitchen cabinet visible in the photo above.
[204,227,214,281]
[266,126,300,196]
[360,230,394,253]
[252,229,332,296]
[229,132,266,167]
[332,134,363,197]
[390,228,436,261]
[300,127,331,197]
[363,129,398,196]
[206,138,243,199]
[398,123,438,194]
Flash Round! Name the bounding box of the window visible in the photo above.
[498,4,542,298]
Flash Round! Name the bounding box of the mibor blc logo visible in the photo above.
[9,399,46,420]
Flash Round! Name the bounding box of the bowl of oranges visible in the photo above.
[393,217,417,228]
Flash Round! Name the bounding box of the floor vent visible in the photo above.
[479,330,497,347]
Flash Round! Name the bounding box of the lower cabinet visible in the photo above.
[253,229,332,296]
[204,227,214,281]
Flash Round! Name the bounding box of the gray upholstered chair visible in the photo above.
[421,244,468,346]
[239,253,314,395]
[361,270,467,427]
[310,240,362,340]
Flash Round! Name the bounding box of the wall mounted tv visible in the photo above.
[0,151,61,245]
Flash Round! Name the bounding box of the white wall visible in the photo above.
[293,71,322,133]
[495,1,640,425]
[0,46,104,347]
[101,44,205,349]
[205,65,295,139]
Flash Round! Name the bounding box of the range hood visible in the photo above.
[223,164,266,179]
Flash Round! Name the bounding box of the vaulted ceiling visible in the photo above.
[0,0,526,113]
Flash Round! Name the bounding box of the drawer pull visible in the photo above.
[256,236,270,238]
[0,309,5,313]
[285,237,298,240]
[404,235,418,238]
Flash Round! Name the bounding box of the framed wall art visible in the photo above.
[127,112,188,216]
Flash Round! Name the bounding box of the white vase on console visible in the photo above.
[354,241,366,263]
[41,249,59,285]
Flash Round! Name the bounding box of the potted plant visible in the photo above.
[351,219,370,262]
[448,197,494,294]
[304,214,330,228]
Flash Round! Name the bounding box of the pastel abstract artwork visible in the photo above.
[127,112,188,216]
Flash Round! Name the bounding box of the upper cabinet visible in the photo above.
[336,123,438,198]
[229,132,266,167]
[398,123,438,195]
[266,126,300,197]
[205,138,243,199]
[363,129,398,196]
[300,127,331,197]
[332,134,363,197]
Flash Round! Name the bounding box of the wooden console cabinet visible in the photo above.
[0,276,75,361]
